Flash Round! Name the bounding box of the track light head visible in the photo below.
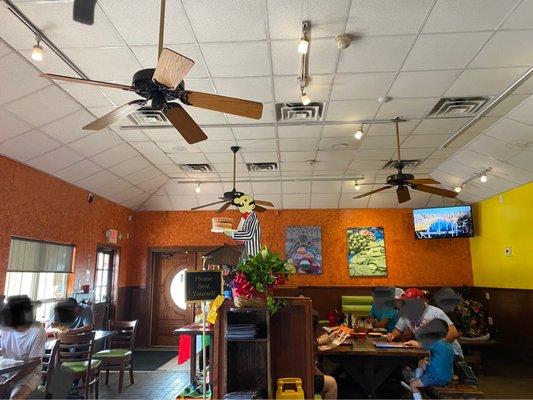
[355,180,361,191]
[480,173,488,183]
[298,39,309,54]
[301,92,311,105]
[195,183,201,193]
[354,125,364,140]
[32,36,43,61]
[454,186,462,193]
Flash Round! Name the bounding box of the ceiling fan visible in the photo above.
[41,0,263,145]
[191,146,275,213]
[354,118,459,204]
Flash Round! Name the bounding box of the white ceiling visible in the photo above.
[0,0,532,211]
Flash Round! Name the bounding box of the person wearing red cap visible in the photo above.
[386,287,463,358]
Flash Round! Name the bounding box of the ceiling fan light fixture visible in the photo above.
[195,183,201,193]
[32,35,43,61]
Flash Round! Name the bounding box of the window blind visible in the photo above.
[7,238,74,273]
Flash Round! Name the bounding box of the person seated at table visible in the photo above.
[368,287,403,333]
[386,288,463,359]
[313,317,338,399]
[49,298,93,330]
[402,319,454,399]
[0,295,47,400]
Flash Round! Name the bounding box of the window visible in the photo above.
[170,269,187,310]
[94,251,112,304]
[4,237,74,321]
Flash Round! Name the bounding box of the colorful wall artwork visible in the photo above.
[347,227,387,277]
[285,226,323,275]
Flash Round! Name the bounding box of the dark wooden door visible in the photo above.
[93,248,115,329]
[151,251,197,346]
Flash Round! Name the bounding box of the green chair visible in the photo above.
[93,320,138,393]
[341,295,373,317]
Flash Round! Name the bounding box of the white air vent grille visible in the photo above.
[246,162,278,172]
[179,164,213,173]
[128,109,169,126]
[383,159,421,169]
[276,102,325,122]
[428,97,491,118]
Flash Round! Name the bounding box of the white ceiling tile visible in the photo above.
[470,30,533,68]
[124,165,161,185]
[430,168,465,188]
[339,195,369,208]
[196,139,238,153]
[108,155,151,176]
[450,149,499,171]
[274,75,333,102]
[88,106,117,118]
[370,120,421,135]
[508,150,533,172]
[491,161,533,184]
[404,32,490,71]
[389,70,462,98]
[130,44,208,78]
[76,170,119,191]
[486,118,533,144]
[331,73,396,101]
[279,138,319,151]
[316,150,355,161]
[486,94,530,117]
[463,116,501,134]
[280,151,316,162]
[413,118,471,135]
[122,192,151,210]
[326,100,380,121]
[278,125,322,139]
[268,0,351,39]
[311,180,342,193]
[507,96,533,125]
[313,160,351,170]
[367,192,399,208]
[155,163,184,176]
[360,135,399,149]
[156,140,199,154]
[0,53,51,106]
[227,103,276,124]
[348,159,386,170]
[282,181,311,194]
[205,151,240,164]
[169,195,200,210]
[58,82,113,108]
[19,41,77,77]
[98,0,194,45]
[375,97,439,119]
[18,1,124,48]
[475,173,518,194]
[252,181,281,194]
[437,159,483,180]
[184,104,229,124]
[55,160,103,183]
[310,193,339,208]
[283,193,311,209]
[0,39,11,58]
[445,67,528,96]
[144,128,188,142]
[321,124,358,138]
[142,195,173,211]
[213,163,247,174]
[40,110,95,144]
[0,130,60,161]
[115,129,150,142]
[399,147,435,159]
[68,129,123,157]
[422,0,518,32]
[468,135,523,162]
[223,181,252,194]
[271,39,340,75]
[167,152,209,164]
[280,161,313,171]
[183,0,266,42]
[337,35,415,73]
[108,186,145,204]
[0,109,33,142]
[64,47,142,82]
[233,126,276,140]
[347,0,432,35]
[129,141,163,154]
[201,42,270,77]
[90,143,139,168]
[502,0,533,29]
[5,86,80,127]
[238,139,277,152]
[213,77,273,103]
[355,149,394,160]
[27,146,83,173]
[401,134,452,148]
[241,152,278,163]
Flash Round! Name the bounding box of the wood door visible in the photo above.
[151,251,197,346]
[93,248,115,329]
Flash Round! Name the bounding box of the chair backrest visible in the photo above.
[341,295,374,316]
[58,331,95,364]
[108,320,138,350]
[42,339,60,387]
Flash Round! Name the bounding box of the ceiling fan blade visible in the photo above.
[254,199,274,207]
[216,202,232,213]
[191,200,228,211]
[411,185,459,198]
[396,187,411,204]
[83,100,145,130]
[183,91,263,120]
[353,186,392,199]
[254,205,268,213]
[153,48,194,90]
[406,178,441,185]
[73,0,96,25]
[40,73,133,91]
[164,105,208,144]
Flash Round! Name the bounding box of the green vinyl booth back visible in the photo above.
[341,295,373,317]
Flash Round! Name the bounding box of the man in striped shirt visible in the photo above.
[223,193,261,258]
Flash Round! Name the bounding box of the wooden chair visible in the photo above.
[93,320,138,393]
[40,339,60,391]
[425,382,485,399]
[58,331,101,399]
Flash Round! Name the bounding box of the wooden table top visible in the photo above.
[46,329,117,349]
[173,323,214,336]
[319,337,429,358]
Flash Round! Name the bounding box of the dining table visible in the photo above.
[174,323,214,386]
[45,329,118,351]
[319,336,429,398]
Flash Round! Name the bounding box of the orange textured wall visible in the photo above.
[130,209,473,288]
[0,155,135,290]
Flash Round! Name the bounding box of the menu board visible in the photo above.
[185,270,223,302]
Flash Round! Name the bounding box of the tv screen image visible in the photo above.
[413,206,474,239]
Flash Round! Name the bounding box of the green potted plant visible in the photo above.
[232,247,295,312]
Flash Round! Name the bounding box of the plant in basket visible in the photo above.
[232,247,295,313]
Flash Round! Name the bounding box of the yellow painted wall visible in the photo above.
[471,182,533,289]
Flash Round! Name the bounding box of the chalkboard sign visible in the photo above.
[185,270,223,302]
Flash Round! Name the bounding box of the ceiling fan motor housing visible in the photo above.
[132,68,184,103]
[387,173,415,186]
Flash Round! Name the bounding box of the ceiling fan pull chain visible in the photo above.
[395,117,401,164]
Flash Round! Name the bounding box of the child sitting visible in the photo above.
[403,318,454,400]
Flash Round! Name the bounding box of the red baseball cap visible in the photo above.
[401,287,425,300]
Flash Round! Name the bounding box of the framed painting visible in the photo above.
[347,227,387,277]
[285,226,322,275]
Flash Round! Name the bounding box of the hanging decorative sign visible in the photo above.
[184,270,223,303]
[223,193,261,258]
[105,229,119,244]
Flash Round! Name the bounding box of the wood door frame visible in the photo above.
[147,246,219,347]
[96,244,120,323]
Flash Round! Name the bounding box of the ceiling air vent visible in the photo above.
[246,162,278,172]
[179,164,213,173]
[127,108,170,126]
[382,159,422,169]
[428,97,492,118]
[276,102,325,122]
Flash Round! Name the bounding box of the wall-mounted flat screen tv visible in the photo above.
[413,206,474,239]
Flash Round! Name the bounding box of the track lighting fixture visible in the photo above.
[454,186,462,193]
[32,35,43,61]
[298,21,310,54]
[195,183,201,193]
[354,125,364,140]
[355,180,361,191]
[301,91,311,106]
[480,173,488,183]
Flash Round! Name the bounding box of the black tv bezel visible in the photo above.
[412,205,474,240]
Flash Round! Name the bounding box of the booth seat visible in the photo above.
[341,296,373,317]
